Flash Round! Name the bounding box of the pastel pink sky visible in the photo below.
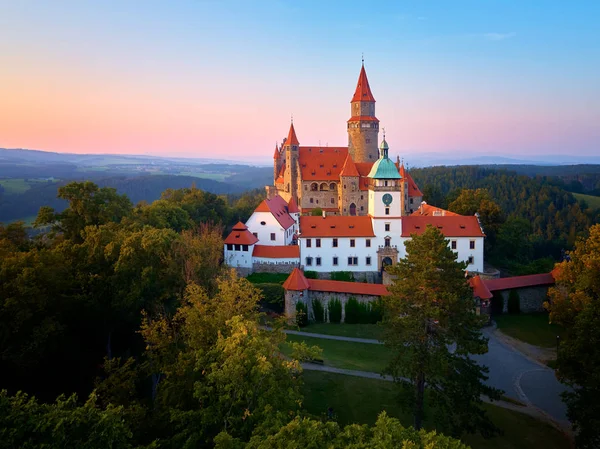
[1,1,598,163]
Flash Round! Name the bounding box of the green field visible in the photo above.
[300,323,383,340]
[283,333,391,372]
[573,192,600,210]
[495,313,564,348]
[302,371,570,449]
[0,178,32,194]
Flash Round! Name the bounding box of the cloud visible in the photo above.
[483,32,517,41]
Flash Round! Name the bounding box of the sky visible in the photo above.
[1,0,599,163]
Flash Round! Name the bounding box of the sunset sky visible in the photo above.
[1,0,598,163]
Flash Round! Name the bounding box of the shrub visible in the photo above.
[345,298,383,324]
[330,271,354,282]
[304,270,319,279]
[311,208,323,216]
[312,299,325,323]
[296,302,308,327]
[344,297,362,324]
[246,272,289,285]
[328,298,342,323]
[507,290,521,314]
[255,283,285,312]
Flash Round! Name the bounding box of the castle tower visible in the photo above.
[273,143,281,181]
[348,63,379,162]
[283,122,300,203]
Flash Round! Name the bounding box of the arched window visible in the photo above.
[311,183,318,191]
[319,183,328,191]
[384,237,391,247]
[329,183,336,191]
[349,203,357,216]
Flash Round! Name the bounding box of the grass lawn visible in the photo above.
[495,313,564,348]
[0,178,31,194]
[283,333,391,372]
[573,192,600,210]
[302,371,570,449]
[301,323,383,340]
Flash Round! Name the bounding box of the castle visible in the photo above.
[225,63,485,278]
[265,63,423,216]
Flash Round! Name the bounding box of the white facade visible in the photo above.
[224,243,254,268]
[299,236,376,272]
[245,211,296,246]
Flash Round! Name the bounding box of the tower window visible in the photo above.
[470,240,476,249]
[385,207,390,215]
[331,197,335,204]
[270,233,276,241]
[385,223,390,232]
[310,198,314,204]
[385,237,391,248]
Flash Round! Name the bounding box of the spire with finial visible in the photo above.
[351,61,376,102]
[285,120,299,147]
[379,129,389,159]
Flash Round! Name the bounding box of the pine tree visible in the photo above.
[383,225,502,437]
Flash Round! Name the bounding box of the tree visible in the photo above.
[545,224,600,448]
[447,188,504,249]
[310,207,323,216]
[383,225,501,437]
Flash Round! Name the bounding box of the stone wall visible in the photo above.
[252,261,299,274]
[500,286,549,313]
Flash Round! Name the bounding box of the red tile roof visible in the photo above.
[224,222,259,245]
[299,146,348,181]
[288,196,299,213]
[347,115,380,122]
[299,216,375,238]
[483,273,556,291]
[252,244,299,259]
[341,154,360,177]
[283,268,310,291]
[308,279,390,296]
[398,164,423,197]
[273,145,280,159]
[351,64,376,103]
[285,122,300,146]
[411,203,459,217]
[469,275,493,299]
[255,195,295,229]
[401,216,484,237]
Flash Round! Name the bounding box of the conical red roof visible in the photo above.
[288,196,299,213]
[351,64,376,103]
[273,145,280,159]
[340,154,359,177]
[285,122,300,146]
[232,221,248,231]
[283,268,310,291]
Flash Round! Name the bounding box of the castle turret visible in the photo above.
[283,122,300,202]
[273,143,281,182]
[348,63,379,162]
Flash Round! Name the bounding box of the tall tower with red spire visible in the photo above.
[283,121,300,202]
[347,62,379,162]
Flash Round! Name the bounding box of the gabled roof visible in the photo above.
[283,268,310,291]
[411,203,459,217]
[398,164,423,197]
[483,273,556,291]
[351,64,376,103]
[355,162,375,191]
[287,196,299,213]
[401,216,484,237]
[254,195,295,229]
[224,222,259,245]
[299,216,375,238]
[285,122,300,147]
[252,245,300,259]
[340,154,359,177]
[298,146,348,181]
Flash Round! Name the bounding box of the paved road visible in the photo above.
[287,328,570,427]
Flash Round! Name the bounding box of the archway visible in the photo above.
[381,257,393,273]
[349,203,357,216]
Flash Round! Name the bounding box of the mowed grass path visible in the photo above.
[495,313,564,348]
[302,371,571,449]
[283,333,391,373]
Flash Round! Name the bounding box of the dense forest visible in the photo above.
[0,182,471,448]
[410,166,600,274]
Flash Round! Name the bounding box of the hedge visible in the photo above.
[330,271,354,282]
[328,298,342,323]
[312,299,325,323]
[344,297,383,324]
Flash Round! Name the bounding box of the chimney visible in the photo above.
[322,210,326,218]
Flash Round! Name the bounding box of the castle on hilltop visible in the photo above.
[225,63,485,280]
[266,63,423,216]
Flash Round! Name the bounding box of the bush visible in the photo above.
[304,270,319,279]
[507,289,521,314]
[311,208,323,216]
[345,298,382,324]
[328,298,342,323]
[255,283,285,312]
[330,271,354,282]
[296,302,308,327]
[246,272,289,284]
[312,299,324,323]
